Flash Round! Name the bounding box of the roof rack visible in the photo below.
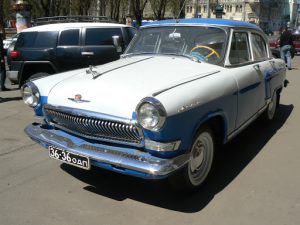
[34,15,115,26]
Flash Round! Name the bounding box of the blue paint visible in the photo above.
[142,18,261,31]
[142,99,230,157]
[239,81,261,94]
[34,96,48,116]
[264,70,273,99]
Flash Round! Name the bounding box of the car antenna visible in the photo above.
[176,0,188,22]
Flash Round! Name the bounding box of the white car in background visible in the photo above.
[3,33,18,54]
[22,19,287,192]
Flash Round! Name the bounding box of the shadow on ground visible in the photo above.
[0,96,22,103]
[61,104,293,213]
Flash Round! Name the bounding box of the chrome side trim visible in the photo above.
[152,70,220,97]
[25,124,189,177]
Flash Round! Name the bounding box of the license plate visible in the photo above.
[49,146,90,170]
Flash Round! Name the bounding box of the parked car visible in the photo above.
[22,19,287,192]
[7,22,136,86]
[269,32,300,58]
[2,33,19,55]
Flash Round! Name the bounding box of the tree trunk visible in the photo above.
[150,0,167,20]
[0,0,6,39]
[131,0,148,27]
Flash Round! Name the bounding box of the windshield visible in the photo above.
[125,26,227,65]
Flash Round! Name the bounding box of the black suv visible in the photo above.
[7,22,136,86]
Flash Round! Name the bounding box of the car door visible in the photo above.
[250,32,275,108]
[228,31,265,128]
[56,28,83,71]
[81,27,123,67]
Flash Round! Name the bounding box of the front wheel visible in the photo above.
[169,126,215,192]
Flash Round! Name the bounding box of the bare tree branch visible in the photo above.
[131,0,148,27]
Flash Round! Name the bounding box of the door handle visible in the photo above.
[81,52,94,56]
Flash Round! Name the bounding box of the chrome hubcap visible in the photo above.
[188,130,214,186]
[190,140,204,172]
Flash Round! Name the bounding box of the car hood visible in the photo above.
[42,56,221,119]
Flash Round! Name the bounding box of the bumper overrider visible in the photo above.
[25,123,189,179]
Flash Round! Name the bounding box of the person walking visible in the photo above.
[280,27,294,70]
[0,32,8,91]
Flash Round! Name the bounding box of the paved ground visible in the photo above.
[0,57,299,225]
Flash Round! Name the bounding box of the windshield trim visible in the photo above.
[124,25,229,66]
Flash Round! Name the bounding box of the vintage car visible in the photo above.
[22,19,287,191]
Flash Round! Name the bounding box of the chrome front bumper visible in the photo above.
[25,124,189,179]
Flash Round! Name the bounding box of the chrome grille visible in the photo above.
[43,105,143,145]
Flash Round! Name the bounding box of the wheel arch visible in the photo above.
[19,62,58,86]
[193,112,228,148]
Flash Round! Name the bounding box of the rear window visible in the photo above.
[85,28,122,45]
[16,31,58,48]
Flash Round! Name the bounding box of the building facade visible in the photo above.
[185,0,292,32]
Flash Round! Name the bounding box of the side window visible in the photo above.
[58,29,80,46]
[34,32,58,47]
[251,33,267,60]
[16,32,37,48]
[126,27,136,41]
[16,32,58,48]
[85,28,123,45]
[229,32,251,65]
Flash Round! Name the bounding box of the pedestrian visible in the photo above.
[0,32,8,91]
[280,26,294,70]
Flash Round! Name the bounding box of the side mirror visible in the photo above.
[112,35,122,53]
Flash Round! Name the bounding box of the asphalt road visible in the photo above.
[0,57,300,225]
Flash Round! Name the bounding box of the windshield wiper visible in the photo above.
[123,52,201,63]
[121,52,155,58]
[162,53,202,63]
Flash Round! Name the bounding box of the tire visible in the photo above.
[28,72,49,81]
[168,126,215,192]
[262,91,279,121]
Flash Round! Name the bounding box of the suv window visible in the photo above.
[58,29,80,46]
[85,28,122,45]
[125,27,136,40]
[229,32,250,65]
[251,33,267,61]
[16,31,58,48]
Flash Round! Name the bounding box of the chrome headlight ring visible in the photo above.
[21,82,40,108]
[136,97,167,131]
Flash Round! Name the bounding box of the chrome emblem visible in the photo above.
[68,94,90,103]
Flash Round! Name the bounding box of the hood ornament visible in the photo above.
[68,94,90,103]
[86,65,102,79]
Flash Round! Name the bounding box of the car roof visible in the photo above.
[21,22,130,32]
[142,18,262,31]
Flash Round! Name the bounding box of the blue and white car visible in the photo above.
[22,19,287,191]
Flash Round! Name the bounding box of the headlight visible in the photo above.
[136,97,166,131]
[21,82,40,107]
